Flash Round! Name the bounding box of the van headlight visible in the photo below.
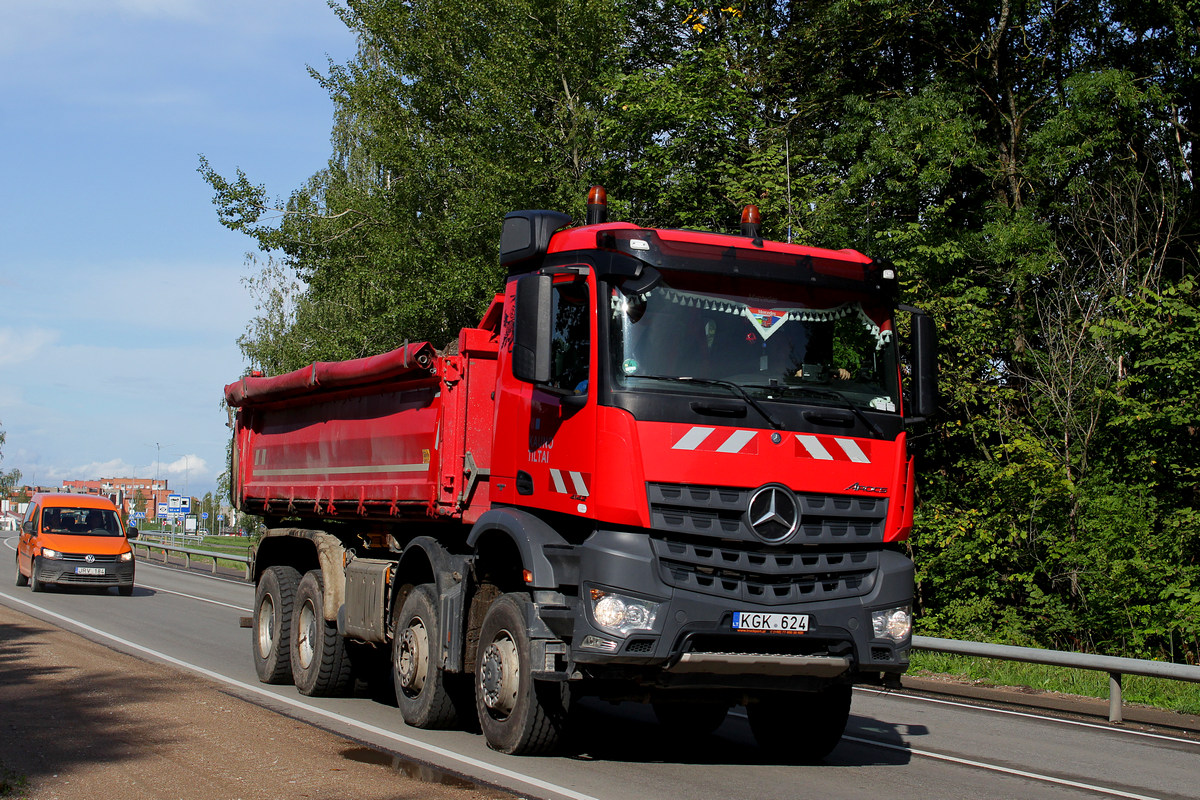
[41,548,62,560]
[119,551,134,562]
[871,606,912,642]
[588,588,660,638]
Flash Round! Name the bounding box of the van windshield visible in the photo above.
[42,507,123,536]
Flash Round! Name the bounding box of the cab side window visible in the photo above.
[22,504,40,534]
[550,281,591,394]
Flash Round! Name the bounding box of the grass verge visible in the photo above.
[0,762,28,798]
[909,650,1200,716]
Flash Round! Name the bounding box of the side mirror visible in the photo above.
[22,519,35,535]
[127,525,138,539]
[512,274,553,384]
[908,309,938,420]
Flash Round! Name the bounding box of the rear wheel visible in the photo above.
[14,555,28,587]
[253,565,301,684]
[475,593,566,755]
[291,569,354,697]
[746,685,852,762]
[393,584,460,728]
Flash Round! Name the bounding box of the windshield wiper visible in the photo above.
[641,375,785,430]
[757,384,883,436]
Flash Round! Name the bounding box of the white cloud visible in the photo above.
[0,327,59,366]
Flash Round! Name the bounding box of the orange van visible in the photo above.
[15,493,136,596]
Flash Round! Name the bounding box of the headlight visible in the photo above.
[119,551,134,562]
[588,588,660,638]
[871,606,912,642]
[41,548,62,560]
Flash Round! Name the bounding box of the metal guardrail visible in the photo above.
[913,635,1200,723]
[130,538,251,580]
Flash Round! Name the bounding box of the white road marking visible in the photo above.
[0,588,602,800]
[857,686,1200,747]
[841,733,1164,800]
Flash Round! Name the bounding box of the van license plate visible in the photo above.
[75,567,106,576]
[732,612,809,634]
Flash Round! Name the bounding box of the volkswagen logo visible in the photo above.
[746,484,801,544]
[85,554,95,563]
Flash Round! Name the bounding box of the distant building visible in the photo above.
[61,478,174,521]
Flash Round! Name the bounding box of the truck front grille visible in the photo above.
[651,537,878,605]
[646,482,886,606]
[646,482,886,546]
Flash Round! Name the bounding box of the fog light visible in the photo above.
[588,588,660,638]
[871,607,912,642]
[581,635,619,652]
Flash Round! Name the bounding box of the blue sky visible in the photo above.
[0,1,358,499]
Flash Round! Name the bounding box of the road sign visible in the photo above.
[201,512,209,520]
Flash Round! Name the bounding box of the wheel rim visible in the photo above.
[257,593,276,656]
[397,616,429,695]
[480,629,520,717]
[297,599,317,670]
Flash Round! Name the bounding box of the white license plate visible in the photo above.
[732,612,810,634]
[75,566,106,576]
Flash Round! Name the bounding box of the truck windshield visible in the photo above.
[608,274,900,413]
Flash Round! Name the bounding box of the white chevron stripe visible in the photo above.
[835,438,870,463]
[797,434,833,460]
[672,426,715,450]
[569,472,590,497]
[716,430,757,453]
[549,469,568,493]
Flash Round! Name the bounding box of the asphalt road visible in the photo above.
[3,536,1199,800]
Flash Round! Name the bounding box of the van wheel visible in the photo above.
[253,565,301,684]
[747,685,852,762]
[475,593,566,755]
[14,556,28,587]
[291,569,353,697]
[118,584,134,597]
[393,584,460,728]
[29,560,46,592]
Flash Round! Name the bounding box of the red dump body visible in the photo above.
[225,305,503,525]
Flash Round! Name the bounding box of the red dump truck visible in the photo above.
[226,189,937,757]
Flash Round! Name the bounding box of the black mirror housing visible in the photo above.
[512,274,553,384]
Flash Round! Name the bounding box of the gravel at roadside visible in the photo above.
[0,603,519,800]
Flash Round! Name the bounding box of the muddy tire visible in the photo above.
[747,685,852,762]
[253,565,301,684]
[475,593,566,755]
[30,559,46,592]
[291,569,354,697]
[393,584,462,728]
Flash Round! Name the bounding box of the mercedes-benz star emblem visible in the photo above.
[746,484,800,543]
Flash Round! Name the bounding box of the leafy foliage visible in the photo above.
[203,0,1200,662]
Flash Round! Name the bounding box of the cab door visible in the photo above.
[16,503,39,577]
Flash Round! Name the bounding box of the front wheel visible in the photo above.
[393,584,461,729]
[290,569,354,697]
[475,593,566,755]
[253,565,301,684]
[746,685,852,762]
[14,555,28,587]
[29,559,46,593]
